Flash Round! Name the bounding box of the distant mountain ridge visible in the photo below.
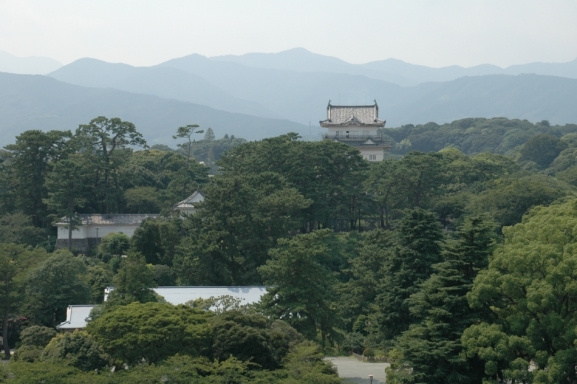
[49,58,279,119]
[0,72,308,147]
[2,48,576,146]
[0,50,62,75]
[212,47,577,85]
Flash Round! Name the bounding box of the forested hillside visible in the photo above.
[3,116,577,382]
[0,72,307,147]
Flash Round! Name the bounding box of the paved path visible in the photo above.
[325,356,389,383]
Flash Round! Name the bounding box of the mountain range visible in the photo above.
[0,72,306,147]
[0,50,63,75]
[1,47,577,147]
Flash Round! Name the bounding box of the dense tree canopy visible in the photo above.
[4,116,577,382]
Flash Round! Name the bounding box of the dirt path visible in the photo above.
[325,356,389,383]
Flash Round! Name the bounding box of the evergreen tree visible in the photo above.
[258,229,338,341]
[376,209,444,342]
[387,214,495,384]
[106,252,157,306]
[203,127,215,141]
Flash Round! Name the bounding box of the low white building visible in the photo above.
[56,286,267,330]
[56,305,95,331]
[55,214,158,252]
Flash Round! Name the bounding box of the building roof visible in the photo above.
[174,191,205,210]
[104,286,267,306]
[56,305,95,330]
[154,286,266,305]
[56,214,158,226]
[320,101,385,127]
[61,286,268,330]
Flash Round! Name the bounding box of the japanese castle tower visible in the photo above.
[320,100,390,161]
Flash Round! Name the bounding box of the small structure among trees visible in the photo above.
[54,214,158,252]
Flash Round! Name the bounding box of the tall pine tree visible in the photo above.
[387,214,495,384]
[376,209,444,342]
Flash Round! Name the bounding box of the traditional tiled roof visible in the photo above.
[320,101,386,127]
[56,305,95,330]
[56,214,158,226]
[174,191,205,210]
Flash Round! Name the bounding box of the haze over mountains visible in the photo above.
[0,50,63,75]
[212,48,577,85]
[1,47,577,146]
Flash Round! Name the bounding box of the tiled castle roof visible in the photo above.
[320,101,386,127]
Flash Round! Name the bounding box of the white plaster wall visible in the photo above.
[57,225,87,239]
[57,224,139,239]
[360,147,385,162]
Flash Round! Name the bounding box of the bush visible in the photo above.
[12,345,44,362]
[42,331,108,371]
[363,347,375,360]
[211,310,282,370]
[98,233,130,257]
[86,302,212,364]
[19,326,57,348]
[153,264,176,286]
[342,332,364,354]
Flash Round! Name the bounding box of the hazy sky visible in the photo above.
[1,0,576,68]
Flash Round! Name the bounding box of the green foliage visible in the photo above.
[3,129,73,228]
[384,118,577,156]
[19,326,56,348]
[175,171,312,285]
[97,233,130,258]
[42,331,108,371]
[86,265,113,303]
[106,252,157,306]
[76,116,147,214]
[11,345,44,363]
[43,154,92,251]
[336,230,393,332]
[280,341,340,384]
[520,133,567,168]
[386,215,496,384]
[131,218,180,265]
[152,264,176,286]
[376,209,444,341]
[467,174,574,228]
[86,302,212,364]
[24,250,92,327]
[259,229,338,341]
[186,295,251,315]
[0,244,46,357]
[0,212,44,246]
[124,186,161,213]
[210,311,291,369]
[204,127,215,141]
[462,199,577,382]
[173,124,203,167]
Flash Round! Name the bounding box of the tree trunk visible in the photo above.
[2,309,10,359]
[68,220,73,252]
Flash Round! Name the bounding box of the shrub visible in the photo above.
[12,345,44,362]
[42,331,108,371]
[19,326,57,348]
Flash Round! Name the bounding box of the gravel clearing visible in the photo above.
[325,356,389,383]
